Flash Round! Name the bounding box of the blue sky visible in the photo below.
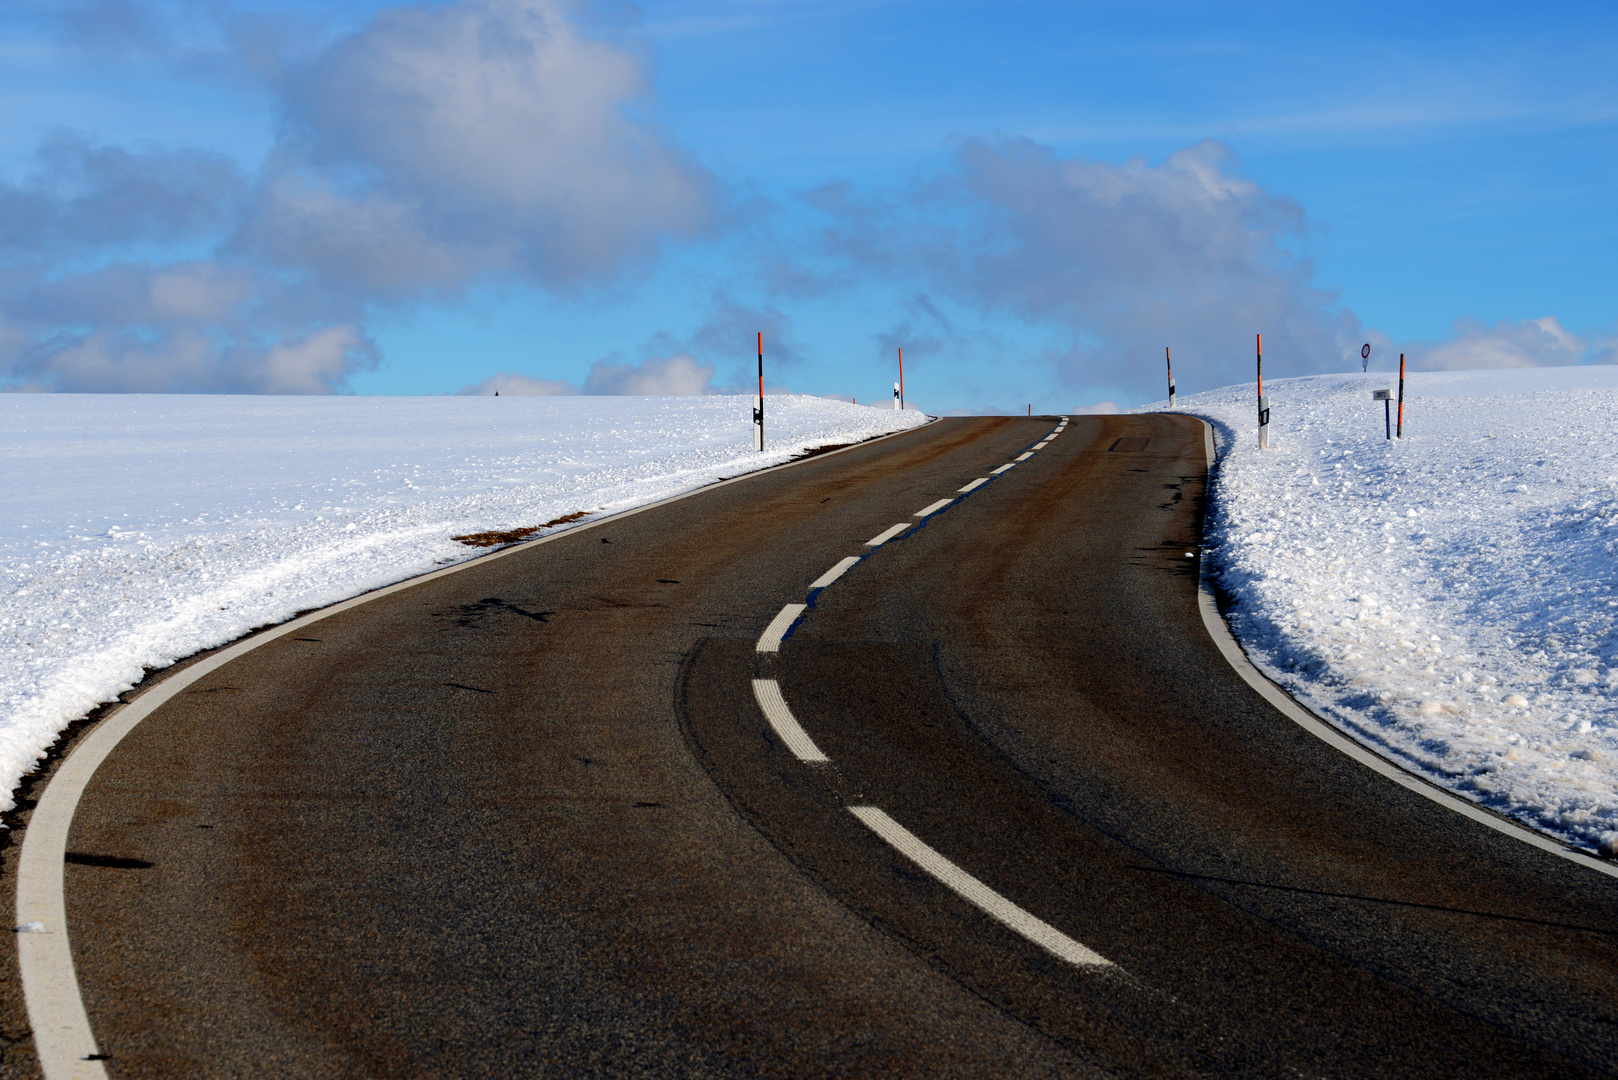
[1,0,1614,412]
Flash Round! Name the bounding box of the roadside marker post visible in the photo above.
[1373,389,1392,439]
[753,332,765,451]
[1166,346,1176,408]
[1396,353,1406,439]
[892,382,900,409]
[899,348,905,410]
[1257,334,1270,449]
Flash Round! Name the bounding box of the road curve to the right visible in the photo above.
[683,412,1618,1079]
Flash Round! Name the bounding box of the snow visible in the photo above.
[1167,366,1618,856]
[0,394,926,813]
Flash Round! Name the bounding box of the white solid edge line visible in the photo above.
[14,419,941,1080]
[756,603,808,653]
[958,478,989,494]
[915,498,953,518]
[866,522,910,547]
[991,463,1016,475]
[752,680,830,762]
[849,806,1113,968]
[1015,452,1035,462]
[809,556,861,590]
[1188,417,1618,881]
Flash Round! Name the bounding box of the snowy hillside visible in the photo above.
[1170,367,1618,856]
[0,394,926,813]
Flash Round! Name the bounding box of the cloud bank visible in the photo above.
[811,137,1365,400]
[1410,316,1616,370]
[2,0,713,394]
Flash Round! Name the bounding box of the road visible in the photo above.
[8,414,1618,1078]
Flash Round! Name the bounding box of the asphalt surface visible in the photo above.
[9,414,1618,1078]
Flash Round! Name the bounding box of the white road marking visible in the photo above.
[1033,441,1049,450]
[866,522,910,547]
[753,680,830,762]
[1015,452,1034,462]
[958,478,988,493]
[849,806,1114,968]
[809,557,861,590]
[1046,431,1060,438]
[915,498,953,518]
[756,603,808,652]
[991,463,1016,475]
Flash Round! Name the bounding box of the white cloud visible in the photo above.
[2,0,714,393]
[245,0,713,294]
[8,322,374,394]
[814,137,1363,401]
[584,352,715,395]
[1412,316,1606,370]
[457,371,577,396]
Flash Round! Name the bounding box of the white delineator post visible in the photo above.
[1166,346,1176,408]
[753,332,765,451]
[1257,333,1270,449]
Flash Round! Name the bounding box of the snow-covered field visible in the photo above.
[0,394,926,813]
[1172,367,1618,856]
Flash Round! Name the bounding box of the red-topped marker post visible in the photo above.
[1397,352,1406,439]
[1257,333,1271,448]
[753,332,765,451]
[899,347,905,410]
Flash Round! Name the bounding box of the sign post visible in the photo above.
[1373,389,1391,439]
[1257,334,1270,448]
[753,332,765,451]
[1361,343,1371,372]
[1166,346,1176,408]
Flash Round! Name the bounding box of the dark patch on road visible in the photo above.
[65,852,153,870]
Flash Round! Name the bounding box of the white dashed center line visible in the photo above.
[753,680,830,762]
[756,603,808,652]
[849,806,1114,969]
[866,522,910,547]
[991,463,1016,475]
[1015,452,1035,462]
[915,498,953,518]
[809,557,861,590]
[1032,441,1049,450]
[957,478,989,493]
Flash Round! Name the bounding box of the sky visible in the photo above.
[0,0,1614,413]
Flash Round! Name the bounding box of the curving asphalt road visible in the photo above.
[6,413,1618,1079]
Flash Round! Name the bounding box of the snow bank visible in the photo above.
[1165,367,1618,854]
[0,394,927,812]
